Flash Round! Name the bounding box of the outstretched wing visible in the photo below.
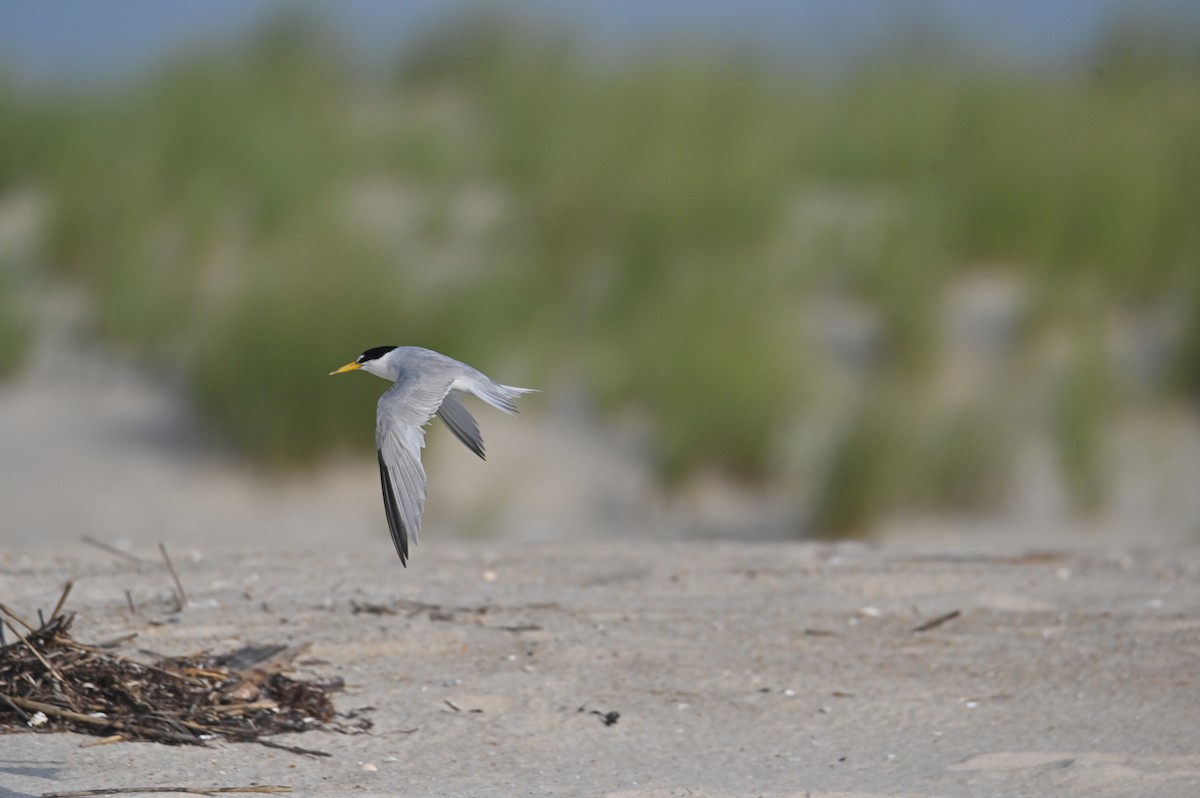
[375,371,454,565]
[436,391,485,460]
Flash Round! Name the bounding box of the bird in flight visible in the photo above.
[331,346,534,566]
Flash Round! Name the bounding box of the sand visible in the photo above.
[2,539,1198,797]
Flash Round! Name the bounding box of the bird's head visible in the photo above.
[330,346,398,380]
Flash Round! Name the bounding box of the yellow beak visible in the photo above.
[329,362,362,376]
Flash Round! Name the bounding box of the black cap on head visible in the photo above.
[357,345,397,364]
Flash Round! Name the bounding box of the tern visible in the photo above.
[331,346,534,566]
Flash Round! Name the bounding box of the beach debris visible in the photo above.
[912,609,961,633]
[577,702,619,726]
[159,543,189,609]
[350,600,398,615]
[80,534,150,565]
[41,787,292,797]
[442,698,483,714]
[0,584,371,754]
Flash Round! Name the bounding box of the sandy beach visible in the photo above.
[2,538,1198,797]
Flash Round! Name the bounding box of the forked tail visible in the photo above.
[475,380,538,415]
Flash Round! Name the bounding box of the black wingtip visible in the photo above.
[458,434,486,460]
[377,450,410,566]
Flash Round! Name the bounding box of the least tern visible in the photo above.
[331,346,534,566]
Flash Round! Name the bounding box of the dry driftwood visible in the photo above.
[0,585,370,753]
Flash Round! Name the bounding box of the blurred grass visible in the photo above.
[0,266,30,377]
[2,9,1199,530]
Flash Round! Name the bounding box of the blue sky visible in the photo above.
[0,0,1193,80]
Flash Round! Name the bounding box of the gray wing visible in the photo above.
[436,391,485,460]
[375,371,454,566]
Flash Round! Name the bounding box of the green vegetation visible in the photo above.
[0,267,29,377]
[2,10,1199,532]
